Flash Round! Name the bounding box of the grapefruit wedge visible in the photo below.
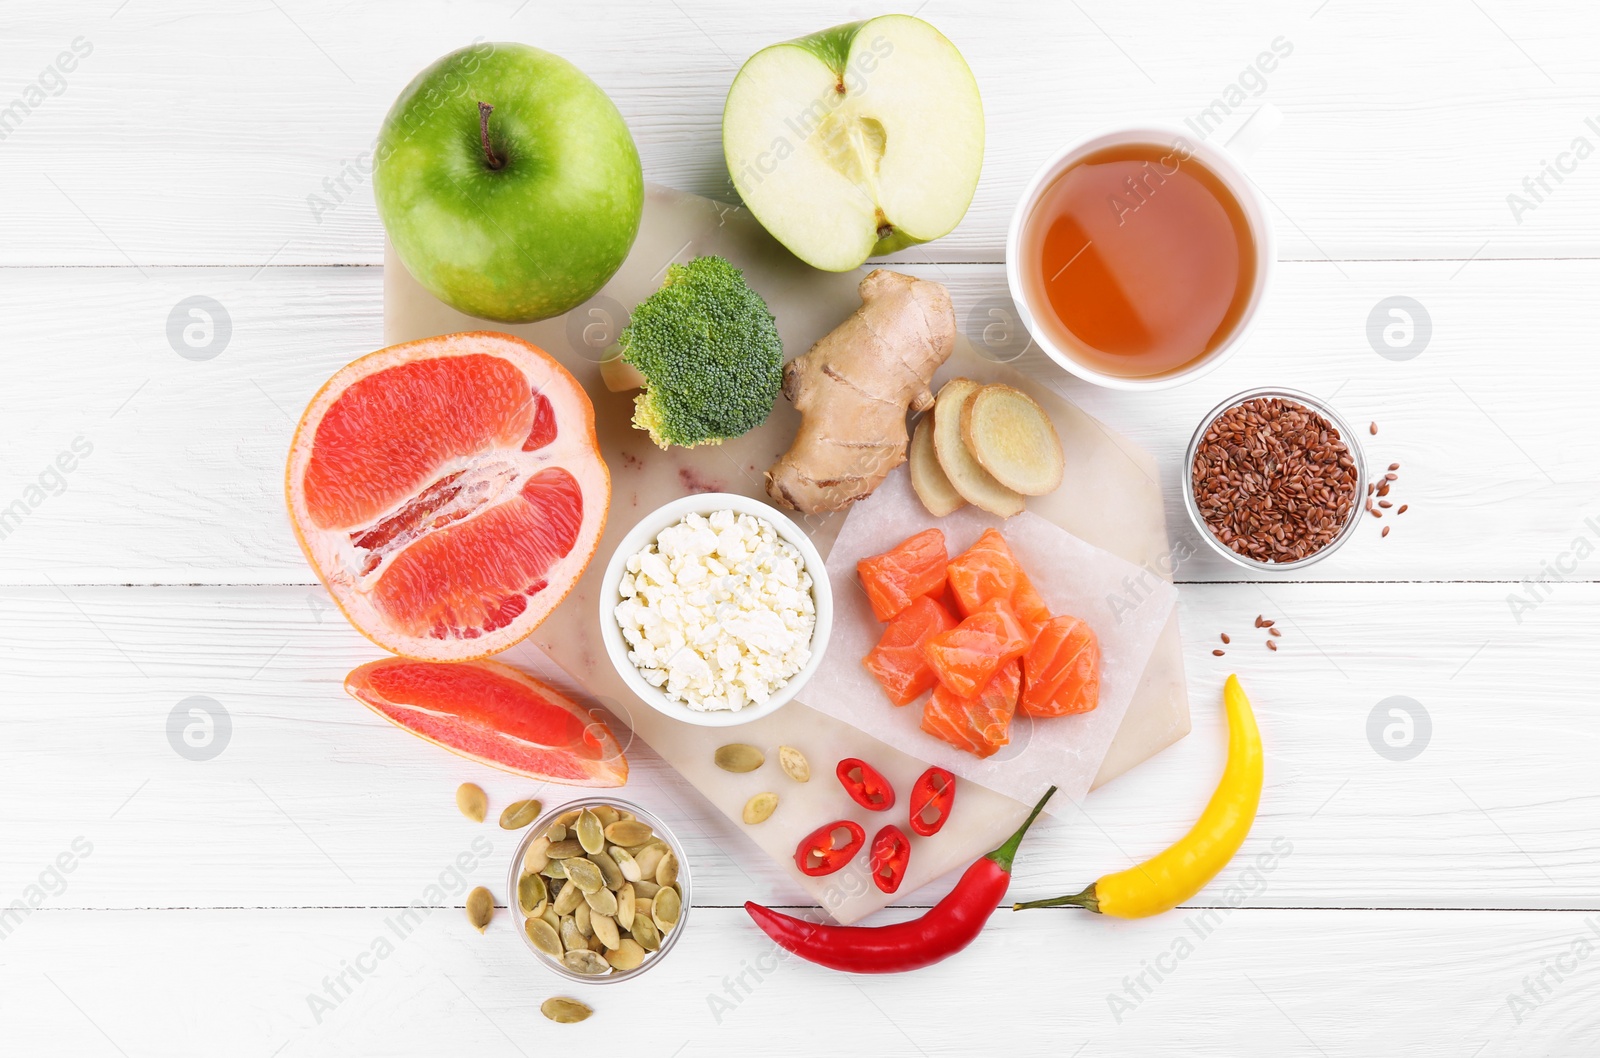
[346,657,628,786]
[287,332,609,660]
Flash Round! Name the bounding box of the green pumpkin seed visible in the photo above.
[499,798,543,830]
[540,905,560,933]
[592,805,620,828]
[540,997,593,1024]
[546,823,568,842]
[655,852,679,889]
[591,850,623,889]
[585,885,618,917]
[466,886,494,933]
[605,939,646,972]
[652,886,681,933]
[588,931,606,954]
[545,839,584,859]
[559,916,585,952]
[565,857,604,894]
[523,836,551,874]
[526,917,563,958]
[616,809,636,822]
[616,883,636,931]
[778,745,810,782]
[573,900,592,937]
[604,820,654,846]
[630,914,661,951]
[542,858,569,880]
[556,809,581,827]
[632,843,667,880]
[553,880,584,916]
[632,880,661,900]
[742,792,779,825]
[563,949,610,976]
[610,846,642,883]
[633,896,652,923]
[714,743,765,773]
[456,783,488,823]
[575,809,605,855]
[591,911,620,949]
[517,872,547,916]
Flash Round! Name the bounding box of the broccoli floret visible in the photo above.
[618,255,783,449]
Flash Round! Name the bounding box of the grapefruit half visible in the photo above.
[346,657,628,786]
[288,332,609,660]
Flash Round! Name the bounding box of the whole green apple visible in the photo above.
[375,42,643,323]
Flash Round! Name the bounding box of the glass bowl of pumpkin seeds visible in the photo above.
[508,797,690,983]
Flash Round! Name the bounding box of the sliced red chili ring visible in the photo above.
[908,766,956,837]
[836,757,895,812]
[869,824,911,894]
[794,820,866,877]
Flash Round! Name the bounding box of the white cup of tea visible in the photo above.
[1004,125,1276,391]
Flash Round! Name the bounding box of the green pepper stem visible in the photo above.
[987,785,1056,874]
[1013,882,1100,913]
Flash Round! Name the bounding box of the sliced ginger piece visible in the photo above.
[909,412,965,517]
[931,379,1025,518]
[960,384,1064,496]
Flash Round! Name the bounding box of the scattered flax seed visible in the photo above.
[1266,640,1279,651]
[1262,619,1275,627]
[1254,614,1265,628]
[1367,483,1376,497]
[1370,508,1382,518]
[1220,633,1231,644]
[1377,482,1391,497]
[1212,649,1226,657]
[1382,526,1391,538]
[1269,626,1282,637]
[1388,463,1400,471]
[1398,504,1408,514]
[1370,421,1378,435]
[1384,472,1398,482]
[1378,499,1393,508]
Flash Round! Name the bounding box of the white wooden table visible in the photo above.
[4,2,1597,1054]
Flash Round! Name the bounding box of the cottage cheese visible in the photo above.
[614,509,816,712]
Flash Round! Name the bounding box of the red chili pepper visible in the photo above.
[836,757,895,812]
[794,819,865,877]
[748,786,1056,973]
[869,825,911,894]
[908,766,956,837]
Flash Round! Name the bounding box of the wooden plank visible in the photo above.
[0,260,1592,583]
[2,583,1595,911]
[0,907,1592,1054]
[2,1,1597,265]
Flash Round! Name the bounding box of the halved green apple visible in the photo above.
[723,15,984,272]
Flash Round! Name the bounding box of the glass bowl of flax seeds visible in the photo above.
[1184,387,1367,571]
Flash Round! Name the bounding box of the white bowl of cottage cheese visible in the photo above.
[598,493,833,728]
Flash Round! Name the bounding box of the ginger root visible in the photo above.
[766,270,955,514]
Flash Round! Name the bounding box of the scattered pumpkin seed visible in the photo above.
[605,939,646,971]
[523,836,552,874]
[630,914,661,951]
[576,809,605,854]
[553,880,584,915]
[742,792,779,825]
[655,851,679,889]
[542,858,569,880]
[714,743,765,773]
[632,843,667,880]
[466,886,494,933]
[556,809,581,827]
[545,839,584,859]
[540,997,593,1024]
[778,745,810,782]
[604,820,654,846]
[573,900,592,937]
[499,798,543,830]
[591,911,620,949]
[616,883,636,931]
[563,949,610,976]
[546,823,568,842]
[592,805,620,828]
[591,850,624,889]
[585,885,618,917]
[517,872,547,916]
[632,879,662,900]
[559,915,585,952]
[456,783,488,823]
[653,886,681,933]
[526,917,563,958]
[566,857,604,894]
[610,846,642,883]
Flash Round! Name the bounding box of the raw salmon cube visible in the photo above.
[1020,615,1101,718]
[920,660,1021,758]
[857,528,949,623]
[863,595,958,706]
[947,529,1051,637]
[922,597,1031,698]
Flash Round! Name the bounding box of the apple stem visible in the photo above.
[477,102,504,170]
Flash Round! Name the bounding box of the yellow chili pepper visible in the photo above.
[1015,674,1263,919]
